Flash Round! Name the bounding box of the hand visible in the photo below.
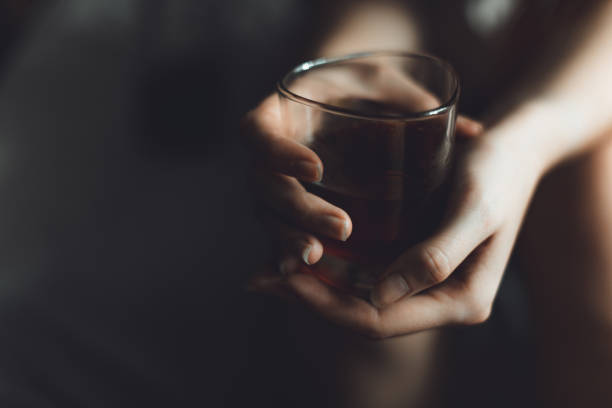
[243,75,476,271]
[243,94,353,272]
[252,128,542,338]
[245,91,490,335]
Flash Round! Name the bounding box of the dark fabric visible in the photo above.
[0,1,295,406]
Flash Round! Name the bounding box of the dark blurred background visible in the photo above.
[3,0,597,406]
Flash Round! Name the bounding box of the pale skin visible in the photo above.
[246,0,612,405]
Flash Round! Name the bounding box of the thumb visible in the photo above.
[370,200,492,308]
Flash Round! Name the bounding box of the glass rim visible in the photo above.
[276,51,460,121]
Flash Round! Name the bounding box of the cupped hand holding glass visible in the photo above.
[243,52,519,338]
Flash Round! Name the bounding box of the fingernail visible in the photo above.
[279,257,299,275]
[341,218,350,241]
[323,215,350,241]
[370,274,410,308]
[302,245,312,265]
[293,160,322,182]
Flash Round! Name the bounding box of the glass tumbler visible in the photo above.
[277,51,460,297]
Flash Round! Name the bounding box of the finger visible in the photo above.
[456,116,484,138]
[248,262,456,338]
[279,272,454,338]
[282,272,385,336]
[370,70,440,113]
[264,216,324,265]
[243,95,323,182]
[357,67,483,136]
[383,77,483,136]
[277,229,513,338]
[377,70,483,136]
[257,172,352,241]
[373,292,458,337]
[370,198,494,308]
[460,221,523,321]
[424,224,518,326]
[383,74,440,112]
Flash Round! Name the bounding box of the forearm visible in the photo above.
[314,1,421,57]
[490,0,612,175]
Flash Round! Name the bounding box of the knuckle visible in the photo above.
[288,196,308,221]
[359,312,390,340]
[460,182,499,232]
[461,290,493,325]
[276,186,306,220]
[417,245,452,285]
[468,304,493,325]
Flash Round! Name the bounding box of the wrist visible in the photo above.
[486,100,568,179]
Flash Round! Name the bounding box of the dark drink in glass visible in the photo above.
[277,52,459,296]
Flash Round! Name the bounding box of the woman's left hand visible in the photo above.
[250,126,543,339]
